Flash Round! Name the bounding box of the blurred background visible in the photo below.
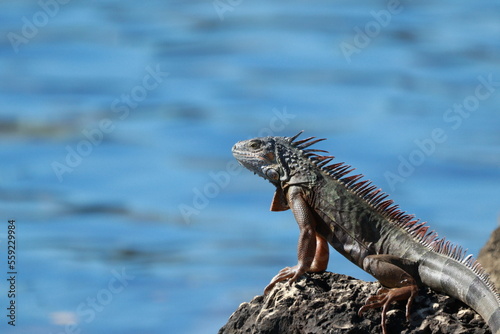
[1,0,500,333]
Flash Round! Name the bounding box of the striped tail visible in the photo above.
[419,251,500,333]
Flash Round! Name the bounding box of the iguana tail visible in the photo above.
[419,250,500,333]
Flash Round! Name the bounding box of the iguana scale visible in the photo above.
[232,131,500,334]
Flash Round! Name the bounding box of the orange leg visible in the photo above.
[358,255,419,334]
[264,233,329,295]
[265,187,330,295]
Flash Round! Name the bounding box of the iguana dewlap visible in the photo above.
[232,131,500,334]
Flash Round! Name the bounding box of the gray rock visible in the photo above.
[478,226,500,291]
[219,272,490,334]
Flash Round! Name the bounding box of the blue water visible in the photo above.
[1,1,500,333]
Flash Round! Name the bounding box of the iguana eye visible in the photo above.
[249,140,262,150]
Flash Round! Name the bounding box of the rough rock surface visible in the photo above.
[478,226,500,291]
[219,272,490,334]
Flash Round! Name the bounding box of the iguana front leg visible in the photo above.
[264,186,329,294]
[358,254,419,334]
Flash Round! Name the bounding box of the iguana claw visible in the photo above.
[358,285,418,334]
[264,265,306,295]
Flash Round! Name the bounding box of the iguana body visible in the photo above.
[232,132,500,334]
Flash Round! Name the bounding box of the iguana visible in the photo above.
[232,131,500,334]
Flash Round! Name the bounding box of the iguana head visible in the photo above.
[232,136,283,185]
[232,131,321,186]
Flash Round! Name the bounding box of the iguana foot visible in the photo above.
[358,285,418,334]
[264,265,306,295]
